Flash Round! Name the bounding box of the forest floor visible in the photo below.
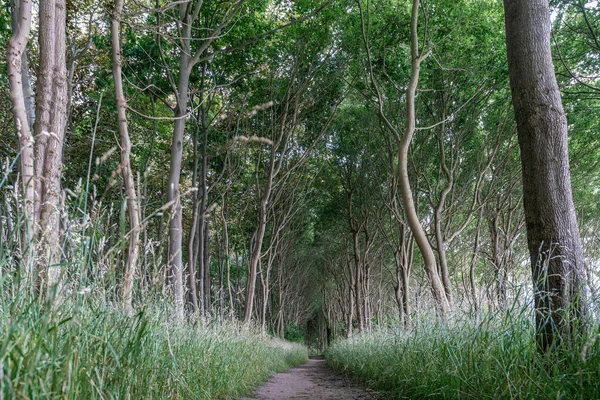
[241,356,380,400]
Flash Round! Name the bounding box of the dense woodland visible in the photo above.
[2,0,600,396]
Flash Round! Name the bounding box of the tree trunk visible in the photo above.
[111,0,140,314]
[432,142,453,307]
[167,3,192,319]
[397,0,449,317]
[222,200,234,313]
[469,209,484,316]
[276,259,285,338]
[503,0,589,350]
[352,230,364,332]
[243,151,276,324]
[9,0,35,130]
[186,111,202,315]
[7,0,34,287]
[34,0,67,294]
[218,222,224,320]
[345,248,355,338]
[203,217,211,311]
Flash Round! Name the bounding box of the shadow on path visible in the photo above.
[241,356,379,400]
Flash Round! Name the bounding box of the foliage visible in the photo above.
[284,324,306,344]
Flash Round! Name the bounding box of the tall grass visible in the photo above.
[325,311,600,399]
[0,298,307,399]
[0,157,308,399]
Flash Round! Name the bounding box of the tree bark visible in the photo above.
[504,0,589,350]
[432,130,453,307]
[397,0,449,317]
[167,3,192,319]
[358,0,449,316]
[9,0,69,297]
[111,0,140,314]
[7,0,34,286]
[165,0,241,321]
[10,0,35,129]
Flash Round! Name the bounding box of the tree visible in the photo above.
[503,0,589,350]
[7,0,68,296]
[110,0,140,314]
[358,0,450,316]
[6,0,34,282]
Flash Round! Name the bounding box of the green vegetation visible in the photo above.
[0,299,307,399]
[326,310,600,399]
[3,0,600,397]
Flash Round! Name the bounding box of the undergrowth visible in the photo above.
[325,312,600,399]
[0,298,308,399]
[0,157,308,399]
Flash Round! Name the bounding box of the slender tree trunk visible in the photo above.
[363,253,371,331]
[7,0,34,287]
[218,224,224,320]
[236,249,242,316]
[276,261,285,338]
[243,151,276,324]
[358,0,447,317]
[197,206,205,315]
[488,214,506,310]
[345,249,355,338]
[222,200,234,313]
[470,209,484,316]
[394,253,405,325]
[434,189,452,306]
[259,256,272,335]
[504,0,589,350]
[352,230,364,332]
[186,109,201,315]
[10,0,35,130]
[167,6,192,318]
[397,0,449,317]
[203,217,211,311]
[187,203,200,314]
[111,0,140,314]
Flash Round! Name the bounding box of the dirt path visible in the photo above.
[241,356,379,400]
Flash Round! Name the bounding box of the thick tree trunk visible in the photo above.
[111,0,140,314]
[33,0,68,297]
[504,0,589,350]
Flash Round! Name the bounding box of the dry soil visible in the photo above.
[241,356,379,400]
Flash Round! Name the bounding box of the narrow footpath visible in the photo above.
[242,356,379,400]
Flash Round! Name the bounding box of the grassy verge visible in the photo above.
[325,314,600,399]
[0,299,308,399]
